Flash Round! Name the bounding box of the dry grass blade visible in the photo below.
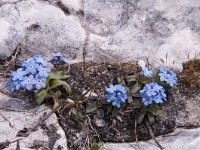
[146,121,164,150]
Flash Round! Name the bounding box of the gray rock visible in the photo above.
[93,118,106,128]
[102,127,200,150]
[0,94,68,150]
[83,0,200,70]
[0,0,85,62]
[0,0,200,69]
[60,0,82,12]
[174,90,200,126]
[83,0,131,36]
[0,19,23,60]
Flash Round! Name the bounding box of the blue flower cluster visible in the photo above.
[105,84,128,108]
[6,55,51,92]
[140,82,166,106]
[50,52,68,66]
[159,67,177,87]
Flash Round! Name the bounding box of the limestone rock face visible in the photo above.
[102,127,200,150]
[0,0,85,62]
[0,0,200,69]
[83,0,200,69]
[0,94,68,150]
[174,90,200,126]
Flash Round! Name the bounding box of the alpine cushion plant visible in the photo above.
[6,53,71,109]
[139,66,177,107]
[125,63,177,124]
[105,84,128,108]
[6,53,178,127]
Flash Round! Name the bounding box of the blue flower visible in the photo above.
[21,57,35,66]
[37,65,51,77]
[159,67,168,74]
[142,96,153,106]
[159,72,168,82]
[13,80,22,90]
[115,84,126,93]
[21,75,36,90]
[6,79,15,92]
[50,52,68,65]
[11,68,26,81]
[106,84,116,94]
[105,84,127,108]
[142,67,153,77]
[34,55,48,66]
[159,67,177,87]
[140,82,166,106]
[106,93,116,103]
[24,60,39,74]
[117,92,127,103]
[112,99,121,108]
[145,84,157,97]
[35,75,46,90]
[153,95,163,104]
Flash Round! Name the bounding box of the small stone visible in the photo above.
[93,118,106,128]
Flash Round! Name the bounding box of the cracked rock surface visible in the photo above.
[102,127,200,150]
[0,0,200,69]
[0,94,68,150]
[0,0,85,62]
[83,0,200,69]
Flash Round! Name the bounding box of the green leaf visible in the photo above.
[126,75,137,84]
[153,110,166,117]
[50,79,71,94]
[48,71,70,80]
[90,143,103,150]
[71,108,84,120]
[86,103,98,113]
[105,105,112,114]
[136,76,150,84]
[111,107,119,118]
[77,110,85,119]
[137,112,146,124]
[57,65,66,71]
[130,81,143,94]
[55,91,61,99]
[147,113,154,124]
[131,93,141,98]
[35,89,48,105]
[145,104,159,112]
[132,102,142,110]
[96,109,104,117]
